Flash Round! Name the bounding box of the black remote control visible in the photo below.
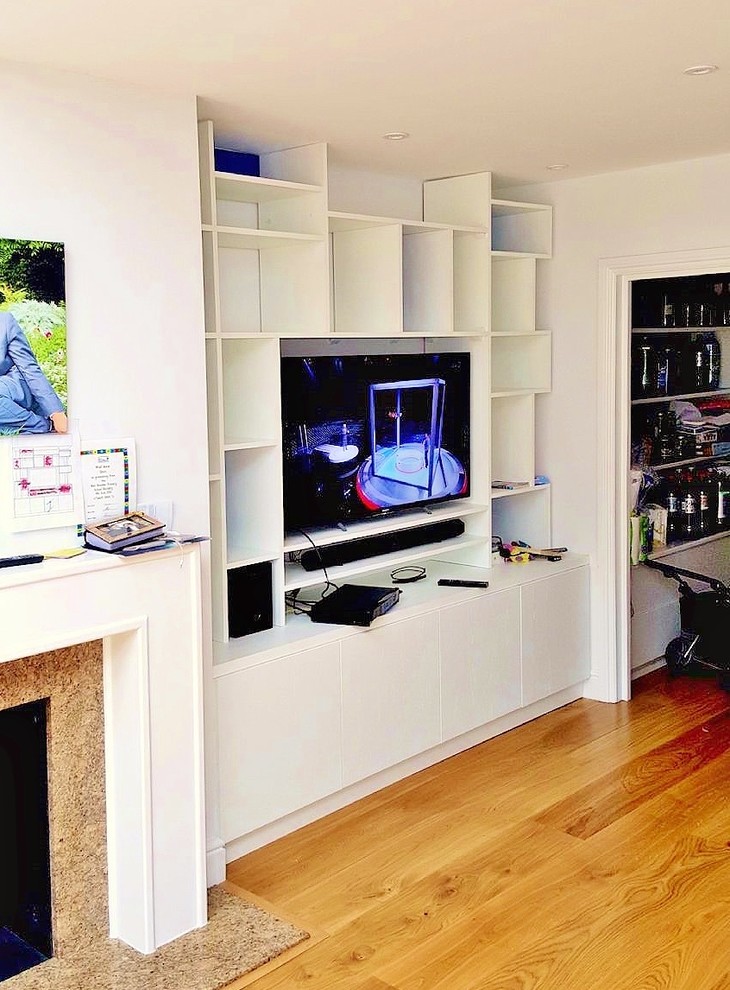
[0,554,44,568]
[438,578,489,589]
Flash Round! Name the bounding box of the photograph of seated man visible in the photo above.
[0,312,67,434]
[0,238,68,435]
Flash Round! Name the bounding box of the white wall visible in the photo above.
[499,152,730,693]
[0,61,208,545]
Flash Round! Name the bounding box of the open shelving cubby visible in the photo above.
[491,199,552,257]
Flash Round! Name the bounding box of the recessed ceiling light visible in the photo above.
[382,132,410,141]
[546,163,569,171]
[683,64,719,75]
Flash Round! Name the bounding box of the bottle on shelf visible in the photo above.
[688,334,708,392]
[632,336,658,398]
[676,279,697,329]
[692,276,717,328]
[708,468,720,530]
[656,338,680,396]
[652,409,678,463]
[722,281,730,327]
[717,470,730,530]
[661,291,675,329]
[703,331,721,390]
[665,470,682,543]
[680,467,699,540]
[696,469,713,536]
[712,278,725,324]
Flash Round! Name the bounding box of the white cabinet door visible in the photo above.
[521,566,590,707]
[341,613,440,786]
[216,642,342,841]
[440,588,521,741]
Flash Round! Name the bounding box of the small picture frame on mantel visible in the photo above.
[84,511,165,551]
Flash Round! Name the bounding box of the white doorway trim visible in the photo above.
[596,246,730,703]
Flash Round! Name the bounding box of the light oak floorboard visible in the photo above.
[227,672,730,990]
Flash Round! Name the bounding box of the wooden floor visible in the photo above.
[227,672,730,990]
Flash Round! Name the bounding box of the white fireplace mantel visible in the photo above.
[0,545,207,953]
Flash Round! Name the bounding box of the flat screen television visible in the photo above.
[281,351,470,532]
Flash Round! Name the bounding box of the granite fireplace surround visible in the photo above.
[1,642,109,959]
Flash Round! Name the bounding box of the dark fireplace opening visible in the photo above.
[0,699,52,982]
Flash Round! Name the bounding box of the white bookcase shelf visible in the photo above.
[199,132,591,861]
[227,548,282,570]
[215,172,322,203]
[284,534,487,593]
[217,227,325,249]
[491,482,551,500]
[492,249,551,260]
[199,118,554,648]
[223,439,279,451]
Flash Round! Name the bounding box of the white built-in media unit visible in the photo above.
[198,121,590,858]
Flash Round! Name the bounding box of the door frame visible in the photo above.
[596,246,730,702]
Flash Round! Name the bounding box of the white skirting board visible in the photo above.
[206,844,227,887]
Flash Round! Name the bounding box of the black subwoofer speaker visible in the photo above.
[227,561,273,639]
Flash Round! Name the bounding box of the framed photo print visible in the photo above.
[0,237,68,436]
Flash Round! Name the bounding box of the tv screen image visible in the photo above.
[281,352,470,532]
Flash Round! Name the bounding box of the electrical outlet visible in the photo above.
[155,500,174,530]
[137,501,174,530]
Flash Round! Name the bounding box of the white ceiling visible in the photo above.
[4,0,729,186]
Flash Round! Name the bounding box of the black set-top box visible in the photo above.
[308,584,401,627]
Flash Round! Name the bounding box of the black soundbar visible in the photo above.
[299,519,465,571]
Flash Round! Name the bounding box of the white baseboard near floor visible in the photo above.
[632,656,667,681]
[206,843,227,887]
[224,683,585,863]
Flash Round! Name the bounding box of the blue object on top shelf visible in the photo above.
[214,148,260,176]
